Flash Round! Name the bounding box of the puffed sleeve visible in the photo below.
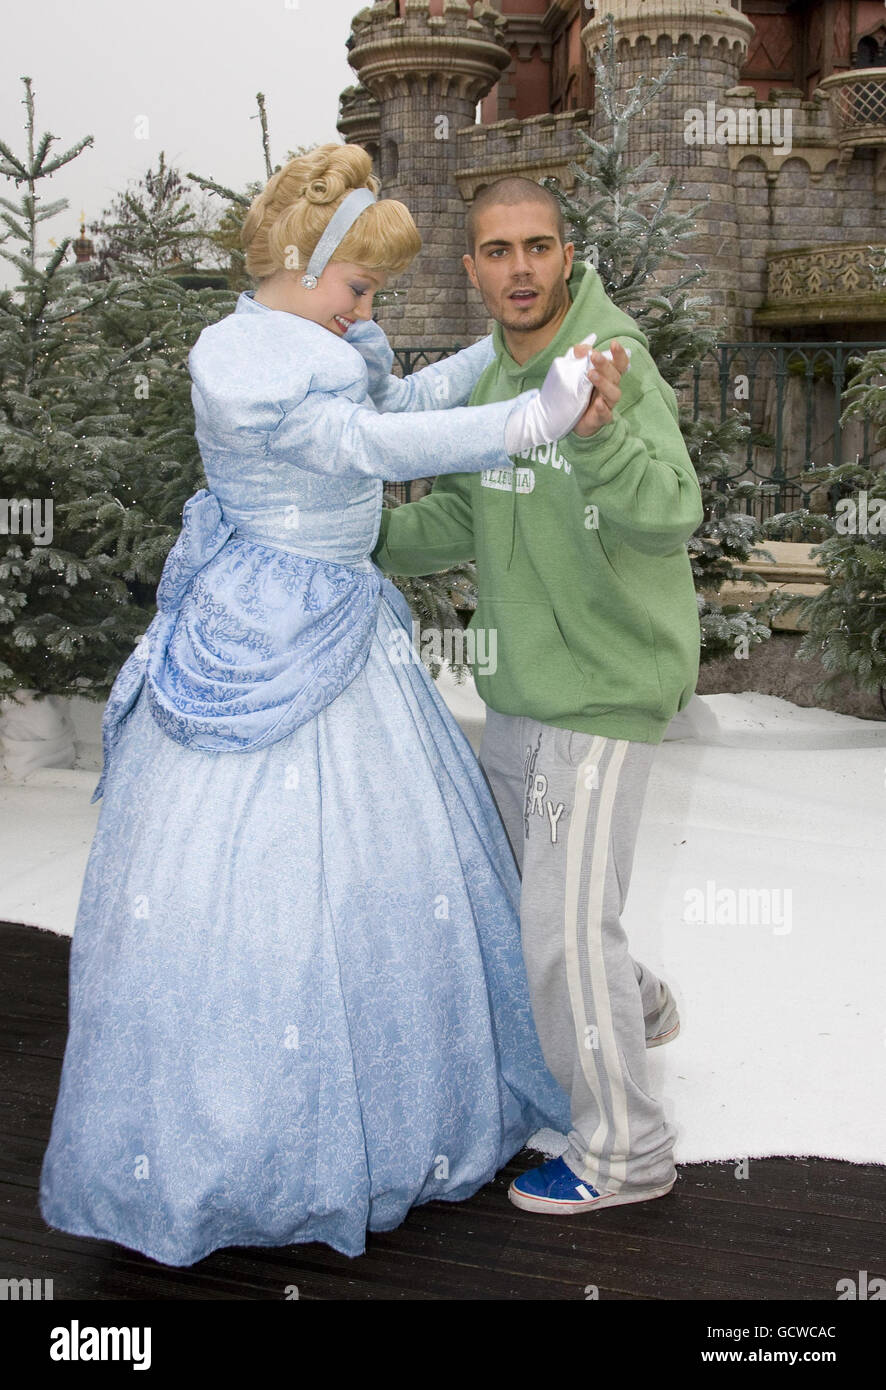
[265,387,533,482]
[343,319,495,412]
[189,317,534,484]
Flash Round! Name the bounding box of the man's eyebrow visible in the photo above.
[476,234,557,252]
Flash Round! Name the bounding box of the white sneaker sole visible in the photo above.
[646,1017,680,1048]
[508,1177,676,1217]
[645,982,681,1047]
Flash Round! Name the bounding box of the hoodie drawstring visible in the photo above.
[508,451,517,571]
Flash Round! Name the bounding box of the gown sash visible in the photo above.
[92,489,406,802]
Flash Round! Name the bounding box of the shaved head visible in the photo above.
[466,177,566,257]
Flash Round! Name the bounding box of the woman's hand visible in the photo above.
[503,333,597,452]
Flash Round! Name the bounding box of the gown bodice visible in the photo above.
[188,289,515,569]
[197,291,385,571]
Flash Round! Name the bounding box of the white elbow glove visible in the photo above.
[504,333,598,454]
[504,334,627,454]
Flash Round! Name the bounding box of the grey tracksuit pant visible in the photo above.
[479,708,677,1194]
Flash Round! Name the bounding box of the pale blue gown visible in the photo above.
[38,290,569,1265]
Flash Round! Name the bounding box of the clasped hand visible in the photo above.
[503,333,632,454]
[570,338,631,437]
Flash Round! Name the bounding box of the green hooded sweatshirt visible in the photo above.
[372,259,704,743]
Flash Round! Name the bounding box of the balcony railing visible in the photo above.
[756,243,886,327]
[687,341,884,521]
[386,341,886,520]
[818,68,886,153]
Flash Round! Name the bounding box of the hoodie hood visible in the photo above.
[484,259,649,568]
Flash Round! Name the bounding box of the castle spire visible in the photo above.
[72,208,94,264]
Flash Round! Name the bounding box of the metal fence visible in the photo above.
[683,341,885,522]
[385,341,885,518]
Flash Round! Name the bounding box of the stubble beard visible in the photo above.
[484,275,570,337]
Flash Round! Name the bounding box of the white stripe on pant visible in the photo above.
[479,708,677,1195]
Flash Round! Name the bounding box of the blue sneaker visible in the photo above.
[508,1156,676,1215]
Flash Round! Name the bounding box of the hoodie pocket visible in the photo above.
[468,597,586,721]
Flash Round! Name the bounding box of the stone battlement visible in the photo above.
[455,109,594,200]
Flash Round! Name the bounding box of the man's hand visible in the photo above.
[570,339,631,438]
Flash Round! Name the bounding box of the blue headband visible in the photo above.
[301,187,377,289]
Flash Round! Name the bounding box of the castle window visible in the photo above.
[855,35,886,69]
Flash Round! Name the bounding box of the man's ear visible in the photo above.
[462,253,479,291]
[563,241,575,279]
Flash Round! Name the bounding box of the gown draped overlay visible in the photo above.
[38,291,569,1265]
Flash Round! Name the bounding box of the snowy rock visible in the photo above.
[662,692,721,742]
[0,690,75,780]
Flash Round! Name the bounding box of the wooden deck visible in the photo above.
[2,919,884,1303]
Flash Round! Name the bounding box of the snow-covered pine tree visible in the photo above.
[86,150,207,280]
[0,78,162,704]
[0,83,240,736]
[543,15,772,663]
[71,157,237,607]
[380,492,478,681]
[765,340,886,704]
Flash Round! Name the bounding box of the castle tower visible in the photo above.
[337,84,380,168]
[72,210,94,265]
[581,0,756,340]
[340,0,512,346]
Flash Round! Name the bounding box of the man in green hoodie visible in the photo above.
[372,177,703,1215]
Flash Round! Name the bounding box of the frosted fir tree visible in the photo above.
[543,15,772,663]
[765,340,886,705]
[86,151,207,281]
[0,79,242,719]
[0,77,162,708]
[71,161,236,603]
[380,492,478,681]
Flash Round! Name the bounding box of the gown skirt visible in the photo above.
[39,581,570,1265]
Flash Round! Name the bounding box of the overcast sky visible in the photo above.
[0,0,366,289]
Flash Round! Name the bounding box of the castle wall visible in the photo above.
[338,1,884,348]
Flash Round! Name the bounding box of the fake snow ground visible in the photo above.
[2,681,885,1168]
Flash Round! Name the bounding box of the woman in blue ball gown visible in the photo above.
[38,145,590,1265]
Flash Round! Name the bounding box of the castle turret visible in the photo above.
[72,210,94,265]
[337,83,380,167]
[341,0,513,346]
[581,1,756,339]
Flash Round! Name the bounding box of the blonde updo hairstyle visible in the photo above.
[241,143,421,282]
